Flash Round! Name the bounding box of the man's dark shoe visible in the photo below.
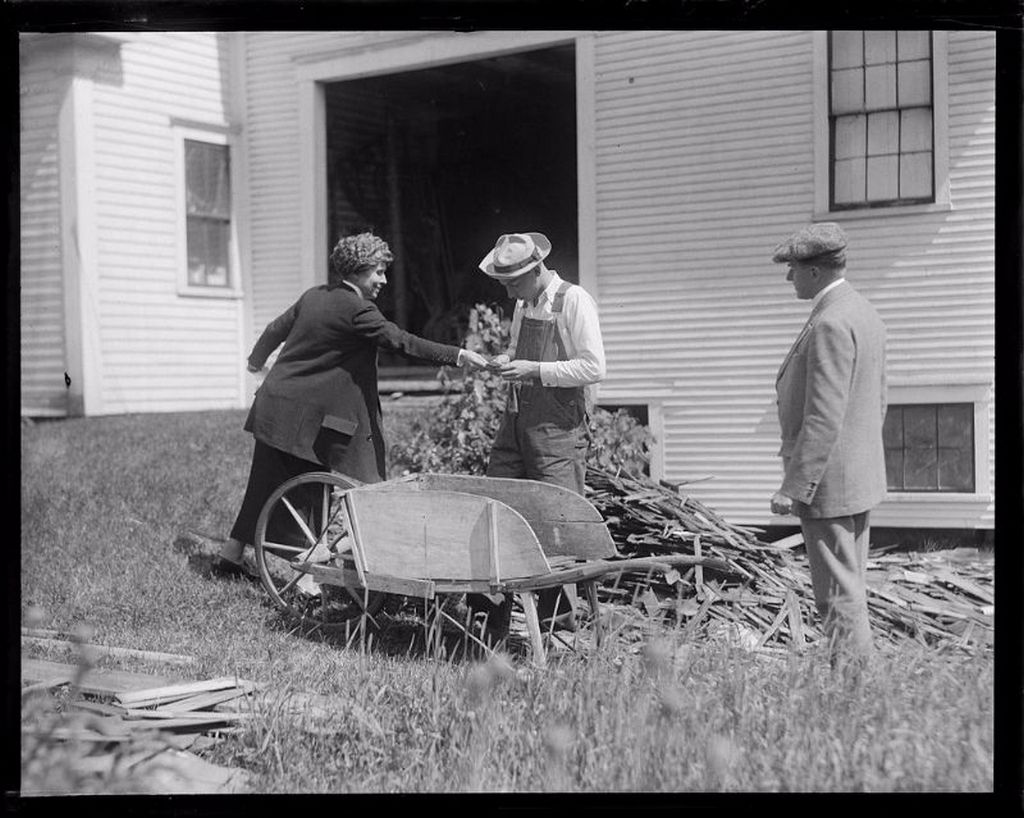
[466,593,513,645]
[540,609,578,633]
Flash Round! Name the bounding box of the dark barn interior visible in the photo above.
[324,44,577,368]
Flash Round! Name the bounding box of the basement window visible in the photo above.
[883,403,974,492]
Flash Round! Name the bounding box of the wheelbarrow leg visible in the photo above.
[518,591,546,667]
[583,580,602,647]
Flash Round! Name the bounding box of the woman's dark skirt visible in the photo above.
[229,439,325,546]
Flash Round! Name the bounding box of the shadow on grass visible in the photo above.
[258,597,539,666]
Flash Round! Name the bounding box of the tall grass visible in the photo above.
[20,410,994,793]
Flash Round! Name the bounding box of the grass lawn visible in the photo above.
[20,409,994,793]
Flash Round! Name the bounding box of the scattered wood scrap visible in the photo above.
[21,657,180,698]
[584,466,993,650]
[22,659,258,794]
[22,659,257,735]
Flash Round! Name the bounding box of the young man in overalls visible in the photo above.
[470,232,606,642]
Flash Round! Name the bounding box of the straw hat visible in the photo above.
[478,232,552,280]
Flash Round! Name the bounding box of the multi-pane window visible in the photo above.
[883,403,975,492]
[185,139,231,288]
[829,31,934,209]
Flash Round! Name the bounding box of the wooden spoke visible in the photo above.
[280,495,318,550]
[254,471,386,633]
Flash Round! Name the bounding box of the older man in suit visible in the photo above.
[770,222,887,662]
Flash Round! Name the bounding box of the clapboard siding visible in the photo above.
[19,53,68,415]
[592,29,994,528]
[87,32,244,413]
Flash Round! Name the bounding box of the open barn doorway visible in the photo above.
[324,44,577,372]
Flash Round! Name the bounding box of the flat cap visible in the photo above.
[771,222,848,264]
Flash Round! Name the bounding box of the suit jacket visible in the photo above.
[244,284,461,482]
[775,281,888,518]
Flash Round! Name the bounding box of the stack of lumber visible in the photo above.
[584,466,994,651]
[22,662,258,741]
[22,660,257,794]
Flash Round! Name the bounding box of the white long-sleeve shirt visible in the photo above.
[507,271,606,388]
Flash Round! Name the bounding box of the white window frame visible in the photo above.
[881,382,992,503]
[172,121,244,299]
[813,30,951,220]
[595,401,665,481]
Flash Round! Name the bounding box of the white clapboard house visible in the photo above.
[19,30,996,530]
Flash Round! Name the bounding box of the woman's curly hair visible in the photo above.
[329,232,394,286]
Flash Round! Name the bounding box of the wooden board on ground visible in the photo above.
[21,634,197,666]
[115,676,248,706]
[21,657,180,697]
[389,473,618,559]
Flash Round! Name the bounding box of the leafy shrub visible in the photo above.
[388,303,655,478]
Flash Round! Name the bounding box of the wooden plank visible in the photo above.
[67,700,127,718]
[121,715,248,731]
[392,473,617,559]
[488,499,501,588]
[932,568,995,604]
[157,684,257,713]
[503,554,735,591]
[21,635,197,666]
[518,591,546,668]
[395,472,605,521]
[121,709,249,722]
[753,603,789,650]
[115,677,243,706]
[21,657,179,697]
[346,488,550,581]
[786,591,805,649]
[343,492,369,587]
[297,563,436,599]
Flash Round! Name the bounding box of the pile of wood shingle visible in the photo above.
[22,652,255,794]
[584,466,994,651]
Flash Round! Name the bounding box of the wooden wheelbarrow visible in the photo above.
[252,471,733,665]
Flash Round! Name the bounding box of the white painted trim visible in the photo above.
[813,30,951,218]
[59,73,102,416]
[882,380,992,499]
[931,31,951,206]
[812,31,829,216]
[576,33,599,303]
[171,123,244,300]
[293,30,580,83]
[299,80,328,289]
[595,399,665,482]
[647,400,665,482]
[230,31,255,407]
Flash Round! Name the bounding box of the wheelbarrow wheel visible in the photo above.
[253,471,386,632]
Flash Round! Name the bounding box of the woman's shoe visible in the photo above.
[211,555,258,580]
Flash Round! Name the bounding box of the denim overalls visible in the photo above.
[486,281,589,496]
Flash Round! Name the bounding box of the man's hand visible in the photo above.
[246,363,264,374]
[499,359,541,382]
[770,491,794,516]
[457,349,489,369]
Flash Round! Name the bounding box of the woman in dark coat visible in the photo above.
[215,232,487,574]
